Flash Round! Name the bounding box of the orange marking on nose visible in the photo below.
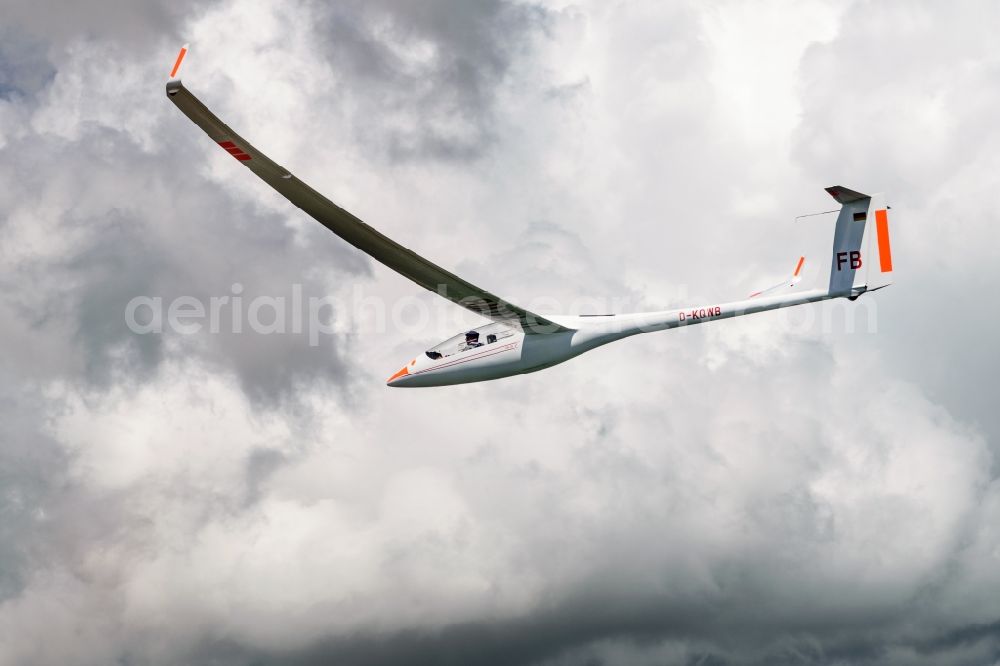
[170,45,188,78]
[793,256,805,277]
[387,366,409,383]
[875,209,892,272]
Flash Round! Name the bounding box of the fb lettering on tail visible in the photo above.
[836,250,863,271]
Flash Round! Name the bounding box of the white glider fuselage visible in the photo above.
[388,288,833,387]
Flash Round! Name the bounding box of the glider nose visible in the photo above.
[386,364,410,387]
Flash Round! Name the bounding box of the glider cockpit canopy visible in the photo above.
[425,322,518,360]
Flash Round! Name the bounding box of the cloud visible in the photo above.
[1,1,999,665]
[0,0,219,51]
[311,0,550,161]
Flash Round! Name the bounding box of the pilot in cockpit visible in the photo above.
[465,330,484,349]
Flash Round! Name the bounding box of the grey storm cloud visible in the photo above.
[313,0,549,161]
[0,0,219,51]
[2,1,1000,665]
[0,118,360,402]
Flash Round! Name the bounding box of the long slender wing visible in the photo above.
[165,70,569,335]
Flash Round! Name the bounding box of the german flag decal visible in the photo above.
[218,140,251,161]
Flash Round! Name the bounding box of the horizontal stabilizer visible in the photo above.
[825,185,870,204]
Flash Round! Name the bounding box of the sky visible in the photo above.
[1,0,999,664]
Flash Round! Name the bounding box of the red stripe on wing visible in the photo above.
[217,141,252,161]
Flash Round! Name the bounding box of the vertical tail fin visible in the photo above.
[825,186,893,296]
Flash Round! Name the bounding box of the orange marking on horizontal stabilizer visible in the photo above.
[875,209,892,272]
[793,256,805,277]
[170,45,188,78]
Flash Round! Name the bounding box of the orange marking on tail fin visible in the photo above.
[169,45,188,79]
[875,209,892,272]
[793,256,805,277]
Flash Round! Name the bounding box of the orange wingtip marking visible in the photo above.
[875,209,892,272]
[793,256,805,277]
[387,366,409,383]
[169,45,188,79]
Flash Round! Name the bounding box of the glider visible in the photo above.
[166,47,894,387]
